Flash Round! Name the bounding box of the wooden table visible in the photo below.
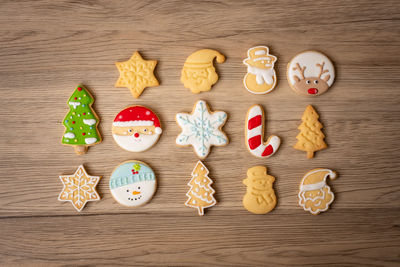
[1,1,399,266]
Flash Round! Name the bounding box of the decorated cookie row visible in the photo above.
[114,48,335,98]
[58,162,337,216]
[62,87,327,159]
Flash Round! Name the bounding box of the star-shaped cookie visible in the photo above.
[58,165,101,212]
[115,51,159,98]
[176,100,228,159]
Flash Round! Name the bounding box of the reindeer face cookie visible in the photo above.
[287,51,335,96]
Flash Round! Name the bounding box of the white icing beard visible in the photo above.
[113,133,160,152]
[111,181,156,207]
[247,65,275,85]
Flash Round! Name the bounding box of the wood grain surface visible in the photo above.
[1,0,399,266]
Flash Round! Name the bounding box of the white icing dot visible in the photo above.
[152,118,154,120]
[146,111,150,115]
[205,192,208,196]
[195,188,199,192]
[203,179,206,182]
[201,167,204,170]
[192,200,196,204]
[137,115,140,118]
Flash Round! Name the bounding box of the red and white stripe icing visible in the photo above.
[246,105,281,158]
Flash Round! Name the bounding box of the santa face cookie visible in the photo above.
[112,106,162,152]
[243,46,277,94]
[298,168,337,215]
[110,160,156,207]
[181,49,225,94]
[287,51,335,96]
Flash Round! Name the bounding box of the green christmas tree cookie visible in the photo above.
[62,85,101,154]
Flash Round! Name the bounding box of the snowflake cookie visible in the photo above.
[176,100,228,159]
[58,165,101,212]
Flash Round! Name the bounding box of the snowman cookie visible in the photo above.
[110,160,157,207]
[287,51,335,96]
[243,46,277,94]
[112,106,162,152]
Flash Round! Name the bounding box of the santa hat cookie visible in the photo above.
[112,106,162,152]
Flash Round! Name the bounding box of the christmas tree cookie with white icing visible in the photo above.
[110,160,157,207]
[61,85,101,155]
[112,106,162,152]
[185,161,216,216]
[176,100,228,159]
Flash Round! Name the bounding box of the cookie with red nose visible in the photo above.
[287,50,335,96]
[112,106,162,152]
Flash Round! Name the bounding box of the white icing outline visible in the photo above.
[298,169,337,215]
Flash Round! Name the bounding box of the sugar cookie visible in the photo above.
[185,161,216,216]
[294,105,327,158]
[112,106,162,152]
[287,51,335,96]
[181,49,225,93]
[176,100,228,159]
[58,165,101,212]
[243,166,277,214]
[243,46,277,94]
[115,51,159,98]
[299,168,337,215]
[110,160,156,207]
[61,85,102,155]
[245,105,280,158]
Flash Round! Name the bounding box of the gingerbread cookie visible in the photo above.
[294,105,327,158]
[181,49,225,93]
[243,166,277,214]
[115,51,159,98]
[61,85,102,155]
[110,160,157,207]
[112,106,162,152]
[243,46,277,94]
[299,168,337,215]
[185,161,216,216]
[176,100,228,159]
[245,105,281,158]
[287,51,335,96]
[58,165,101,212]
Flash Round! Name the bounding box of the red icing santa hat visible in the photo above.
[113,106,162,134]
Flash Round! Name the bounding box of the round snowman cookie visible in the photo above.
[110,160,157,207]
[287,51,335,96]
[112,106,162,152]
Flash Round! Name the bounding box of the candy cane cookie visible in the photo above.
[245,105,281,158]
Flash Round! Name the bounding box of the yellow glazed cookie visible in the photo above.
[115,51,159,98]
[243,46,277,94]
[185,161,216,216]
[298,168,337,215]
[243,166,277,214]
[181,49,225,93]
[58,165,101,212]
[294,105,327,158]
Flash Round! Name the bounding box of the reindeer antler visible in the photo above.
[316,62,329,78]
[293,63,306,79]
